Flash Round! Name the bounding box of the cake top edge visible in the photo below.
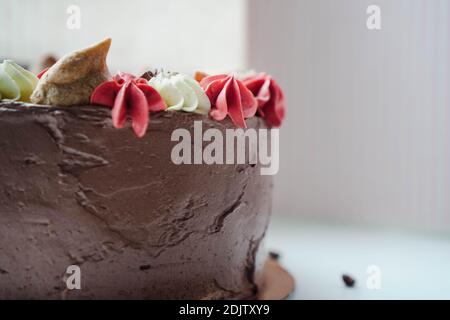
[1,39,285,138]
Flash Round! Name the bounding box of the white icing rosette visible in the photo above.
[148,73,211,115]
[0,60,38,102]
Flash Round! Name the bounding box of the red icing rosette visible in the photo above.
[200,74,257,128]
[243,73,285,127]
[91,72,166,138]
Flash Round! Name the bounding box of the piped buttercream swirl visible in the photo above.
[91,72,166,138]
[243,73,285,127]
[0,60,38,102]
[200,74,257,128]
[148,73,210,115]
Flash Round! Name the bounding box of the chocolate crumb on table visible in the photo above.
[269,251,280,260]
[342,274,356,287]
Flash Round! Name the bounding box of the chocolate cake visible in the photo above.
[0,101,273,299]
[0,39,285,299]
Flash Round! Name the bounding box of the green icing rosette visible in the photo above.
[0,60,38,102]
[148,73,211,115]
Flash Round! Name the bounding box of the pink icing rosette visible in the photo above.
[243,73,285,127]
[200,74,257,128]
[91,72,166,138]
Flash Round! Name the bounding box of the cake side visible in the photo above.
[0,101,273,299]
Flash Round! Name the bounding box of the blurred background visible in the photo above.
[1,0,450,298]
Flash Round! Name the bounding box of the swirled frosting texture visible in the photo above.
[148,73,210,115]
[243,73,285,127]
[0,60,38,102]
[90,72,166,138]
[200,74,257,128]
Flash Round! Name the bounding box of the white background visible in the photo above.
[247,0,450,230]
[268,219,450,299]
[0,0,247,74]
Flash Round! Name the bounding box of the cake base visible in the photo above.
[257,257,295,300]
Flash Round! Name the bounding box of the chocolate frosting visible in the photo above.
[0,101,273,299]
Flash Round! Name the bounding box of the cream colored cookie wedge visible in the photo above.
[31,38,112,106]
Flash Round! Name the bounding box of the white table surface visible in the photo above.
[266,218,450,300]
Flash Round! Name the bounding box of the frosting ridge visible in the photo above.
[200,74,257,128]
[91,72,166,138]
[0,60,38,102]
[149,73,211,115]
[243,73,285,127]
